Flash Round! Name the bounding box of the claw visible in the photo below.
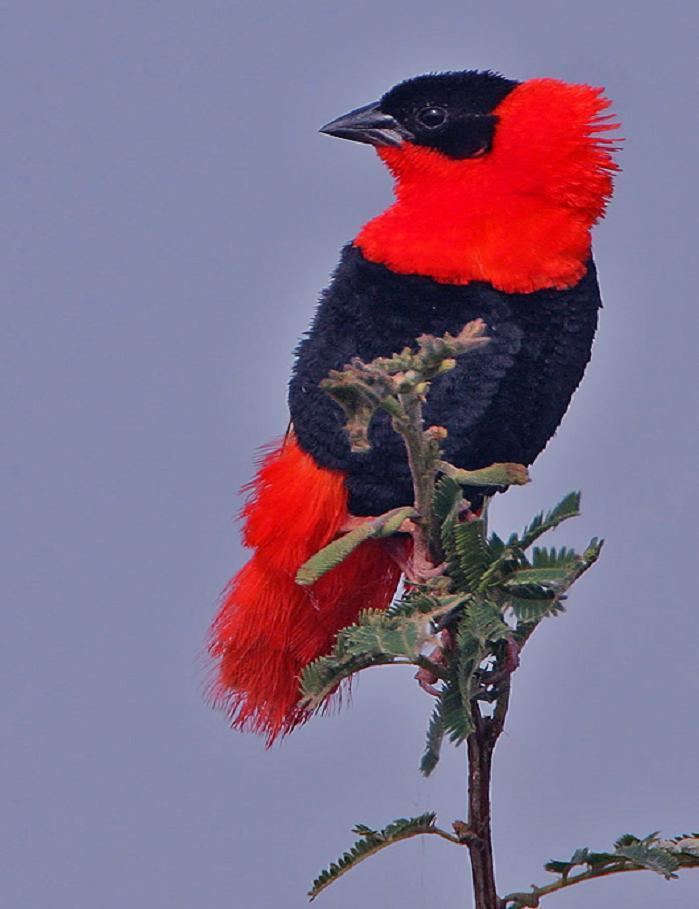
[415,668,441,697]
[414,631,453,697]
[339,513,448,583]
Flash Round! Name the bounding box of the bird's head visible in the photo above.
[320,70,621,291]
[321,70,517,161]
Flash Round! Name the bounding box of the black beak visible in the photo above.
[319,101,413,148]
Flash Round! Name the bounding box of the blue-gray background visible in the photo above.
[3,2,698,907]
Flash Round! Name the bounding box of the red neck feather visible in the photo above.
[355,79,621,293]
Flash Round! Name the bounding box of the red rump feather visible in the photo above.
[209,436,402,744]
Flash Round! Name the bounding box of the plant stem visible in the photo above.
[395,393,439,571]
[395,391,510,909]
[466,704,497,909]
[466,684,511,909]
[394,352,510,908]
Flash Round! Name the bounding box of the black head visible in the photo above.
[320,70,519,160]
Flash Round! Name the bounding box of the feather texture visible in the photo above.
[290,247,601,516]
[209,437,402,743]
[357,79,620,291]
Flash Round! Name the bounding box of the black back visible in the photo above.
[289,245,601,516]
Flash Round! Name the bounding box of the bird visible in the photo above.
[208,70,619,744]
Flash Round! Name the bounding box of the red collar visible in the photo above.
[355,79,620,293]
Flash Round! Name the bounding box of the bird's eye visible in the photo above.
[416,106,447,129]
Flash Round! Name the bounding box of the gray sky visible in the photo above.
[3,2,698,907]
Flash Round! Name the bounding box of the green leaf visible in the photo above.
[494,536,603,625]
[334,611,422,660]
[453,520,491,591]
[441,520,465,590]
[507,832,698,908]
[668,836,699,857]
[616,843,679,879]
[300,605,449,708]
[432,475,463,526]
[420,700,445,777]
[387,589,452,619]
[581,537,604,565]
[296,506,417,585]
[501,567,575,588]
[440,677,474,744]
[488,532,506,558]
[544,859,576,875]
[614,833,640,848]
[431,475,464,559]
[507,593,562,623]
[517,492,581,550]
[309,813,439,900]
[477,538,527,590]
[438,599,509,746]
[466,598,511,644]
[300,650,395,708]
[584,850,617,867]
[531,546,578,567]
[437,460,530,488]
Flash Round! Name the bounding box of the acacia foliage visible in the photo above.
[300,484,602,775]
[292,321,695,905]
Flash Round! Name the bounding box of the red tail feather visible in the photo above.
[209,437,402,744]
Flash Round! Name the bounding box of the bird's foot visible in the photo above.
[399,519,446,582]
[381,530,445,583]
[404,555,447,584]
[339,513,445,583]
[414,629,453,696]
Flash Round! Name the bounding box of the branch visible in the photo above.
[308,813,462,901]
[301,323,607,908]
[502,835,699,908]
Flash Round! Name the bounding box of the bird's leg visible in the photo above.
[415,628,454,696]
[395,516,448,582]
[405,554,447,584]
[340,514,446,582]
[385,534,446,581]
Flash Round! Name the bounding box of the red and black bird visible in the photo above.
[209,70,619,743]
